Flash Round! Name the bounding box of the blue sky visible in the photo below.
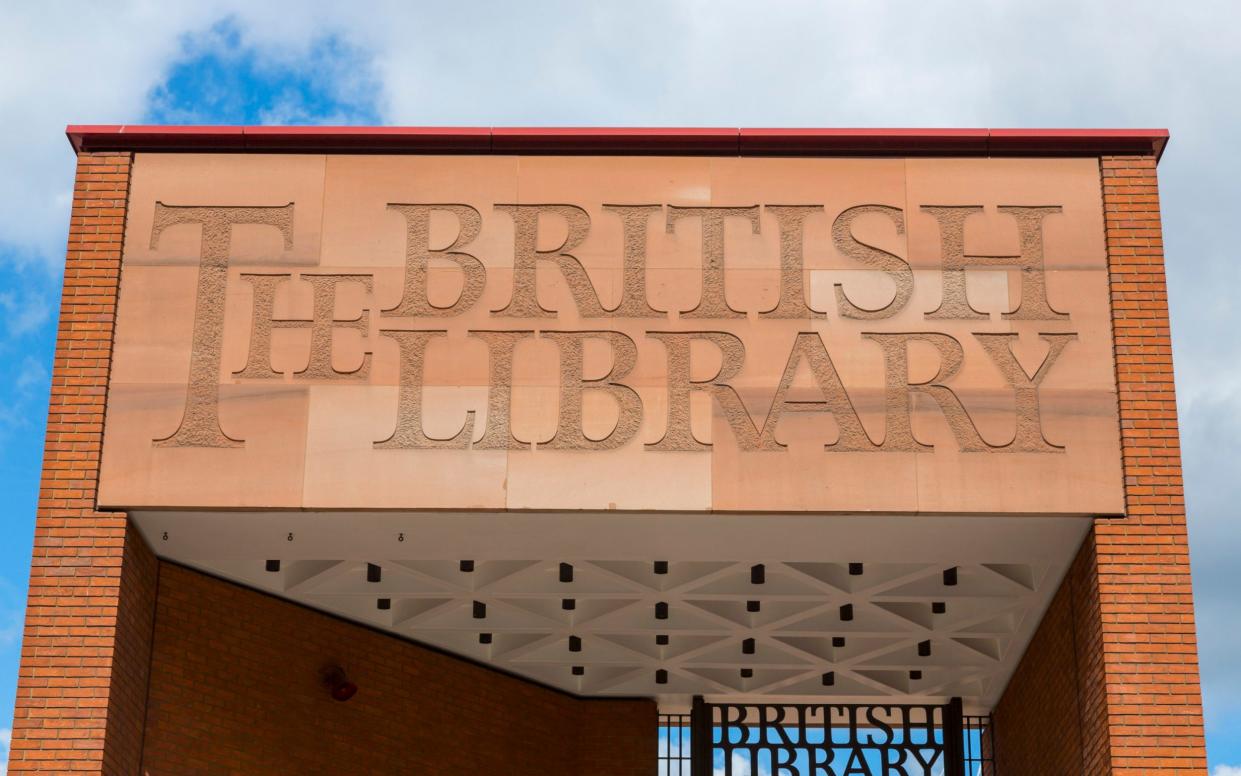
[2,2,1240,772]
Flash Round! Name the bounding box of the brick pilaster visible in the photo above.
[1092,154,1207,774]
[7,152,158,775]
[992,153,1206,775]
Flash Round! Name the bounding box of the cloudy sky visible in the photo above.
[1,1,1238,771]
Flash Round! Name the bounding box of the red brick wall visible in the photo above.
[7,153,159,775]
[100,525,158,774]
[1096,155,1207,774]
[993,534,1107,775]
[140,563,656,775]
[993,156,1207,774]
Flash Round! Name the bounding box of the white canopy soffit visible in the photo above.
[133,511,1089,712]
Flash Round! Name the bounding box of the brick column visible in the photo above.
[7,152,159,775]
[994,154,1207,775]
[1092,154,1207,774]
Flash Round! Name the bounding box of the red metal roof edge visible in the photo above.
[65,125,1170,161]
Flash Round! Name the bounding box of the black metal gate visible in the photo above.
[673,696,978,776]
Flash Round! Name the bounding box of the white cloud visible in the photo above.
[0,2,376,268]
[716,751,769,776]
[1213,766,1241,776]
[0,291,50,339]
[0,357,50,437]
[0,5,217,266]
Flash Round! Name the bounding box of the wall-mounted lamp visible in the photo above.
[322,665,358,702]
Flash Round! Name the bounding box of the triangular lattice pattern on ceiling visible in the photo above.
[199,557,1045,701]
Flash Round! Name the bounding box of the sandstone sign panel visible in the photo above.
[97,153,1124,513]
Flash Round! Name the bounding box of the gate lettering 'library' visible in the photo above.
[8,126,1206,775]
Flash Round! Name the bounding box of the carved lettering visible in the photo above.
[760,206,824,319]
[863,332,992,452]
[758,332,878,451]
[298,274,374,380]
[602,204,664,318]
[143,197,1094,462]
[923,205,1068,321]
[975,332,1077,452]
[237,273,375,381]
[374,330,475,449]
[666,206,760,319]
[235,273,300,379]
[492,205,607,318]
[151,203,294,448]
[384,204,485,318]
[833,205,910,319]
[470,330,536,449]
[542,331,642,450]
[646,331,765,451]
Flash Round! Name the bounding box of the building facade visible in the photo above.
[6,126,1206,774]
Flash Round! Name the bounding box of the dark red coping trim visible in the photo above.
[492,127,739,155]
[740,128,990,156]
[246,125,491,152]
[988,128,1169,160]
[65,125,1170,161]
